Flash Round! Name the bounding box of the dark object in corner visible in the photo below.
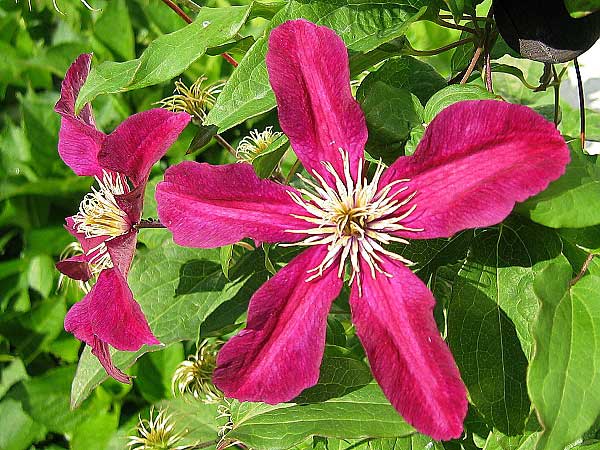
[493,0,600,63]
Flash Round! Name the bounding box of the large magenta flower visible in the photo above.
[156,20,569,439]
[55,54,191,382]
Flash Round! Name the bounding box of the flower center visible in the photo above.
[72,170,132,275]
[285,149,422,289]
[236,126,283,162]
[73,170,131,240]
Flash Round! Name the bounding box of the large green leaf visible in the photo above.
[523,145,600,229]
[94,0,134,61]
[358,56,446,106]
[75,6,251,110]
[423,84,497,123]
[8,366,110,435]
[447,217,562,434]
[70,240,267,408]
[529,257,600,450]
[225,383,414,449]
[206,0,429,132]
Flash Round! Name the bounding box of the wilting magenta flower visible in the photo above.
[55,54,191,382]
[156,20,569,439]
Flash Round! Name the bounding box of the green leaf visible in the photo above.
[523,145,600,228]
[357,80,423,162]
[70,240,265,408]
[252,135,288,179]
[358,56,446,106]
[0,399,46,450]
[207,0,429,132]
[93,0,134,60]
[225,382,414,449]
[70,411,119,450]
[447,217,562,434]
[423,85,497,123]
[26,254,55,297]
[8,366,109,435]
[294,347,373,403]
[441,0,483,20]
[76,6,251,109]
[529,257,600,450]
[135,343,185,403]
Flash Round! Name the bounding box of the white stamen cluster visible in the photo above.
[72,170,131,274]
[128,408,194,450]
[286,149,422,291]
[236,126,283,162]
[158,77,224,123]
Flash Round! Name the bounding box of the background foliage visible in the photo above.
[1,0,600,449]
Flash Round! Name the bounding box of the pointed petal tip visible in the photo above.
[350,258,468,441]
[55,53,93,118]
[91,337,132,384]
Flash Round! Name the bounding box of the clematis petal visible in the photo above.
[54,53,105,177]
[99,109,191,186]
[381,100,569,239]
[54,53,95,126]
[156,161,309,248]
[56,255,92,281]
[91,336,131,384]
[213,246,343,403]
[350,257,467,441]
[57,116,105,177]
[64,294,94,346]
[266,19,367,183]
[105,231,138,278]
[64,298,131,383]
[87,268,160,352]
[64,216,108,256]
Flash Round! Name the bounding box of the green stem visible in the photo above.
[403,37,474,57]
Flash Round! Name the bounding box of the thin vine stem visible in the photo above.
[574,57,586,149]
[215,134,236,156]
[434,17,476,34]
[404,37,474,57]
[460,45,483,84]
[571,253,595,286]
[135,219,166,229]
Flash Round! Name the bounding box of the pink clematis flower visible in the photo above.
[55,54,191,382]
[155,20,569,439]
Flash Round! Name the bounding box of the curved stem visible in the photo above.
[460,45,483,84]
[215,134,236,156]
[404,37,474,57]
[135,219,166,229]
[434,17,476,34]
[574,57,586,148]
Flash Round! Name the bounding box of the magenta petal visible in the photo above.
[54,53,95,126]
[56,255,92,281]
[91,336,131,384]
[156,161,309,248]
[213,246,343,403]
[381,100,569,239]
[64,294,94,346]
[105,231,137,278]
[58,115,106,177]
[55,54,105,177]
[87,268,160,352]
[267,19,367,182]
[99,109,190,186]
[350,257,467,440]
[64,216,108,256]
